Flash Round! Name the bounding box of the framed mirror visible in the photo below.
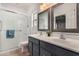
[38,9,50,31]
[51,3,79,32]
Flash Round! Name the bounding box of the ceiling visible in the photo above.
[0,3,40,15]
[0,3,38,10]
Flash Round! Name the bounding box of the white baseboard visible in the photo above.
[0,47,19,54]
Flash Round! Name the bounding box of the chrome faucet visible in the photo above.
[60,33,65,40]
[40,31,43,35]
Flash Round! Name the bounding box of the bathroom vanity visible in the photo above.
[28,3,79,56]
[28,35,79,56]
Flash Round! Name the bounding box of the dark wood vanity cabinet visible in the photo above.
[40,47,52,56]
[28,40,32,54]
[28,37,40,56]
[40,41,52,56]
[28,36,79,56]
[32,43,40,56]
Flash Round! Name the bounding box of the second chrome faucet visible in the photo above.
[60,32,65,40]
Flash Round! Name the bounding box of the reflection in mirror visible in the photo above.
[52,3,78,32]
[55,15,66,30]
[38,10,49,31]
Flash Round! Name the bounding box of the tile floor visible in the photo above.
[0,48,30,56]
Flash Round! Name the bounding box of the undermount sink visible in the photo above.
[53,38,79,47]
[52,38,67,43]
[65,38,79,45]
[33,34,79,47]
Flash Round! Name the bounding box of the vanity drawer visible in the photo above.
[40,40,51,48]
[40,40,55,52]
[28,37,33,42]
[29,36,39,44]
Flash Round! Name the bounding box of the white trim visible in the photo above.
[0,7,28,17]
[0,47,19,54]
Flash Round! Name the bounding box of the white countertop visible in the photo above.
[29,34,79,53]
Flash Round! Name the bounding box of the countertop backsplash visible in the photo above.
[38,32,79,40]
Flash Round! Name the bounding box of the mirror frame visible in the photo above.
[38,8,51,31]
[51,3,79,33]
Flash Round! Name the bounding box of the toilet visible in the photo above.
[19,41,28,53]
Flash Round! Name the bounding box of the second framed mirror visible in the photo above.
[51,3,79,32]
[38,8,51,31]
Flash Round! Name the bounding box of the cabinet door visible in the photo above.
[40,41,56,54]
[40,48,52,56]
[32,43,39,56]
[62,49,79,56]
[50,44,79,56]
[29,37,39,44]
[28,41,33,55]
